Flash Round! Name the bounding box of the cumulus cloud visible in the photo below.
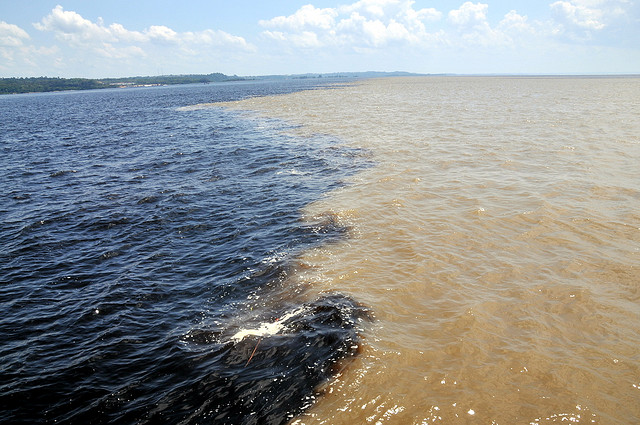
[260,0,638,55]
[546,0,636,43]
[499,10,533,32]
[259,0,552,51]
[550,0,633,31]
[0,21,31,47]
[550,0,606,30]
[33,5,253,54]
[0,21,42,69]
[0,20,59,75]
[0,5,258,76]
[260,0,442,48]
[338,0,442,22]
[448,2,489,27]
[446,2,512,47]
[260,4,338,31]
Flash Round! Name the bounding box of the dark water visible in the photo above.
[0,80,371,424]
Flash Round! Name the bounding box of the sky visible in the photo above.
[1,0,639,78]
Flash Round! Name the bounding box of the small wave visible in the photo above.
[276,169,308,176]
[99,250,121,260]
[137,195,158,204]
[49,169,77,177]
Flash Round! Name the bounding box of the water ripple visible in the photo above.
[0,80,371,424]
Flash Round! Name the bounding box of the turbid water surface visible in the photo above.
[219,76,640,424]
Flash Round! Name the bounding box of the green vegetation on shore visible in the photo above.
[0,73,243,95]
[0,77,110,94]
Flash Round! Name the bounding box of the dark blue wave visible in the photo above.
[0,80,372,424]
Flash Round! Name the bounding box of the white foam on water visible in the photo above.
[231,306,308,342]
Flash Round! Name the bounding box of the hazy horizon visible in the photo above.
[3,71,640,82]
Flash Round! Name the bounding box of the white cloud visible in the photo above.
[33,5,253,53]
[0,21,59,74]
[338,0,442,22]
[259,4,338,31]
[446,2,511,47]
[493,10,538,49]
[550,0,606,30]
[549,0,633,31]
[546,0,637,43]
[33,6,120,43]
[448,2,489,28]
[499,10,533,33]
[146,25,178,42]
[260,0,442,48]
[257,0,638,58]
[0,21,31,47]
[0,5,259,76]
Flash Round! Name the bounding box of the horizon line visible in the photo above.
[2,71,640,80]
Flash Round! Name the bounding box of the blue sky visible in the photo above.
[1,0,639,77]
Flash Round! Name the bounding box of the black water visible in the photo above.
[0,80,371,424]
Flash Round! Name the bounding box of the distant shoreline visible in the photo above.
[0,73,243,95]
[0,71,428,95]
[1,72,637,95]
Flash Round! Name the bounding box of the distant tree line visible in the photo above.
[102,73,242,86]
[0,73,244,94]
[0,77,110,94]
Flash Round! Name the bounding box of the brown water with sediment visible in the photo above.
[224,77,640,424]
